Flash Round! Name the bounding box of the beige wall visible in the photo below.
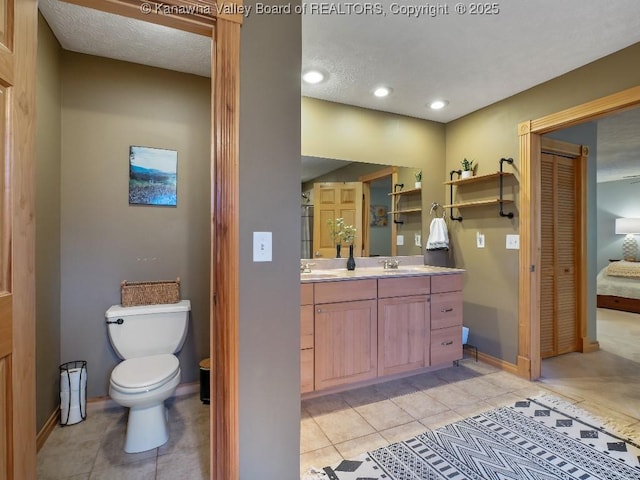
[36,15,62,431]
[60,52,211,398]
[445,42,640,362]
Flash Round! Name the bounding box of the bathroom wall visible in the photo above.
[238,0,302,475]
[445,42,640,362]
[36,15,62,431]
[60,52,211,398]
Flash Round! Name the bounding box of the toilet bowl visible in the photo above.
[109,354,181,453]
[106,300,190,453]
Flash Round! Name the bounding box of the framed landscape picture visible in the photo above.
[128,146,178,206]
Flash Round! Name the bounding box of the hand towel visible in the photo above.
[426,217,449,250]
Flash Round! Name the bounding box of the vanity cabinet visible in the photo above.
[430,274,463,365]
[301,272,463,396]
[313,280,378,390]
[377,276,431,376]
[300,284,314,393]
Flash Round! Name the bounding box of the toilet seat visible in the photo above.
[111,354,179,394]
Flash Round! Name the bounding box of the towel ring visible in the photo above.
[430,202,445,219]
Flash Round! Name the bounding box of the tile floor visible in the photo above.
[38,307,640,479]
[37,392,210,480]
[299,307,640,476]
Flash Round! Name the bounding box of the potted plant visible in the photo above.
[461,158,475,179]
[414,170,422,189]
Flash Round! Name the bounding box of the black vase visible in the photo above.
[336,244,341,258]
[347,244,356,271]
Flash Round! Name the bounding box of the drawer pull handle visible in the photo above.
[317,308,322,313]
[441,307,454,313]
[441,340,454,346]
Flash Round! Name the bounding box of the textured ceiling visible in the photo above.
[39,0,640,182]
[39,0,211,78]
[302,0,640,123]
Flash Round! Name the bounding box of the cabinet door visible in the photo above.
[314,299,377,390]
[378,295,430,377]
[300,349,314,394]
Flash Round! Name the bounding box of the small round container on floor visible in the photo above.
[199,358,210,405]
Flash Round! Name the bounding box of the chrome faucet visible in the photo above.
[380,258,400,269]
[300,261,315,273]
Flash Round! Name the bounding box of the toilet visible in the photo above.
[105,300,191,453]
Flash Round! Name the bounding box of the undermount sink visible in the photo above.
[301,272,340,278]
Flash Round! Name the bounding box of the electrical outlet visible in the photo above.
[396,235,404,246]
[506,234,520,250]
[415,233,421,247]
[476,232,485,248]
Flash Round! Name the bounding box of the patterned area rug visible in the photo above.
[311,396,640,480]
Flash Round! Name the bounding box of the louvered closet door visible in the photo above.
[540,153,578,359]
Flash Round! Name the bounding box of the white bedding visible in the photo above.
[597,266,640,300]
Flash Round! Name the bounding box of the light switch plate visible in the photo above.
[396,235,404,246]
[476,232,485,248]
[253,232,272,262]
[506,234,520,250]
[415,233,421,247]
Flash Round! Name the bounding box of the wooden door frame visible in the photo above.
[517,85,640,380]
[359,167,398,256]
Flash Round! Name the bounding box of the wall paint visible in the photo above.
[597,179,640,271]
[238,1,302,476]
[36,15,62,431]
[445,42,640,362]
[60,52,211,398]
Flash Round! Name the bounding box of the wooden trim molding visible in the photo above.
[518,85,640,381]
[61,0,245,36]
[36,408,59,453]
[476,351,519,376]
[211,17,240,480]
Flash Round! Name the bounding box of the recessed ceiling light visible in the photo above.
[373,87,392,98]
[430,100,449,110]
[302,70,325,84]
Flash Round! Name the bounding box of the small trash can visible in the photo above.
[59,361,87,426]
[199,358,210,405]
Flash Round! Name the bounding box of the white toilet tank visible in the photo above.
[106,300,190,359]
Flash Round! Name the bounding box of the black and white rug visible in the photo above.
[309,396,640,480]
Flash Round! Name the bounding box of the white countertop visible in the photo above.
[300,264,465,283]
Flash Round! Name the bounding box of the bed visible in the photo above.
[596,260,640,314]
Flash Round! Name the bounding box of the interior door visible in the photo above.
[540,150,579,358]
[312,182,363,259]
[1,0,37,477]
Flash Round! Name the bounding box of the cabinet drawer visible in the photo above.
[378,275,430,298]
[431,326,462,365]
[314,279,377,304]
[301,305,314,350]
[301,283,314,306]
[301,348,314,394]
[431,292,463,330]
[431,274,463,293]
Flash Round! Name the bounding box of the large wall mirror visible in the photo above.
[301,156,424,260]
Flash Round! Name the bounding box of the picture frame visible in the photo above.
[128,146,178,206]
[370,205,388,226]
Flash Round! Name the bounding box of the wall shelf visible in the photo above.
[445,158,515,222]
[388,185,421,224]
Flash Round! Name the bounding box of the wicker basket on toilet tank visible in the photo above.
[120,278,181,307]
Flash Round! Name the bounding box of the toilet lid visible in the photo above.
[111,354,180,392]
